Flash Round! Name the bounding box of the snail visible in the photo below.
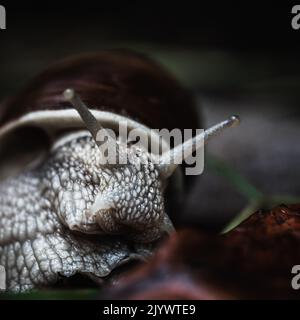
[0,50,239,292]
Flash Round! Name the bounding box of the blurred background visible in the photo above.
[1,1,300,229]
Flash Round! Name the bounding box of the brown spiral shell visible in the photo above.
[1,49,199,133]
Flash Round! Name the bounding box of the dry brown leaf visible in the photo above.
[104,204,300,299]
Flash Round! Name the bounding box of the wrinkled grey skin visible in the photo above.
[0,131,167,292]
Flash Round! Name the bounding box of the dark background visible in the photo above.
[1,1,300,228]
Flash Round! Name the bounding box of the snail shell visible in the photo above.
[0,50,200,292]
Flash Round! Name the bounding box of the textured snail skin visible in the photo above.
[0,132,165,292]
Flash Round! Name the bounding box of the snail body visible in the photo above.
[0,50,239,292]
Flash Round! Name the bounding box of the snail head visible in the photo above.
[62,88,240,242]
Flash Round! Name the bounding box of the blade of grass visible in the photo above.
[221,198,264,233]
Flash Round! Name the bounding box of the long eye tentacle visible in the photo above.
[63,88,124,163]
[158,115,240,178]
[63,88,105,143]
